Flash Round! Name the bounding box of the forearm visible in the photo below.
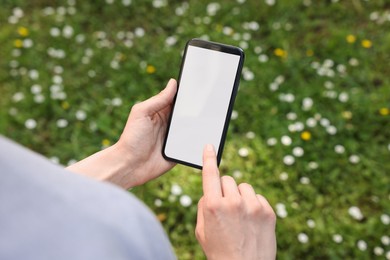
[66,143,137,189]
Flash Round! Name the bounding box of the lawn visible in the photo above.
[0,0,389,259]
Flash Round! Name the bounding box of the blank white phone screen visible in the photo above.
[164,45,241,167]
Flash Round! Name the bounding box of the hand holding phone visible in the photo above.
[162,39,245,169]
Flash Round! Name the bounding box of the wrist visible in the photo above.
[108,139,153,188]
[102,142,138,189]
[67,142,138,190]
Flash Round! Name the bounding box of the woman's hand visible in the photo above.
[67,79,177,189]
[196,145,277,260]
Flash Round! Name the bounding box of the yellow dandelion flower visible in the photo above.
[14,39,23,48]
[146,65,156,74]
[61,101,70,110]
[306,49,314,57]
[379,107,389,116]
[274,48,287,58]
[17,26,29,37]
[346,34,356,44]
[361,39,372,48]
[157,213,167,222]
[342,111,353,120]
[215,24,222,32]
[301,131,311,141]
[102,139,111,147]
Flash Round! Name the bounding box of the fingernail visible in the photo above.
[168,78,175,85]
[206,144,214,152]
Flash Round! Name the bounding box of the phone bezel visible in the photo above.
[162,38,245,169]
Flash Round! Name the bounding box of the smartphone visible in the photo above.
[162,38,245,169]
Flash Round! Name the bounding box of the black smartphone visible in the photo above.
[162,38,245,169]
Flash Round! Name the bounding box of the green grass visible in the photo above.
[1,0,389,259]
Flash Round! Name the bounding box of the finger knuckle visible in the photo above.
[204,198,221,214]
[221,175,237,188]
[238,182,252,190]
[227,197,243,211]
[247,204,262,217]
[262,205,277,224]
[130,103,143,113]
[203,164,218,176]
[221,175,234,182]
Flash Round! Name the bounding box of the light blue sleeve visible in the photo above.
[0,136,176,260]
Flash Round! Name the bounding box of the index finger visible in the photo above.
[202,144,222,198]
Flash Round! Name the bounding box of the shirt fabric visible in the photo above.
[0,136,176,260]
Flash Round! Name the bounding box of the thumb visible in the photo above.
[139,78,177,116]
